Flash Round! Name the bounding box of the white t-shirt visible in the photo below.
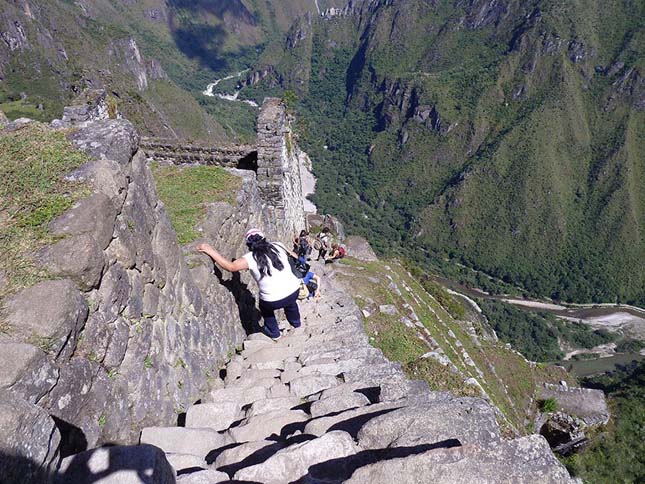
[242,242,300,302]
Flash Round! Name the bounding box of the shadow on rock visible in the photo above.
[212,265,260,336]
[295,439,462,484]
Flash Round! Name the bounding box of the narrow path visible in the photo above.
[137,262,573,483]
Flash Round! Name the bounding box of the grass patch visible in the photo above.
[406,358,480,397]
[0,123,89,303]
[0,100,44,121]
[151,164,241,244]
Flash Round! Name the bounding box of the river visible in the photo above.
[435,276,645,376]
[202,70,259,107]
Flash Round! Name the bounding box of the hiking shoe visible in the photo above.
[262,328,282,340]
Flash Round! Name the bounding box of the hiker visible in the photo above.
[302,270,321,300]
[325,243,346,263]
[196,229,301,340]
[315,227,332,261]
[293,230,312,263]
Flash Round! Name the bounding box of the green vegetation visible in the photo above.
[151,164,240,244]
[563,361,645,483]
[539,397,558,413]
[336,256,571,433]
[98,415,107,427]
[143,356,153,369]
[477,299,617,362]
[251,0,645,307]
[615,339,644,354]
[0,123,88,302]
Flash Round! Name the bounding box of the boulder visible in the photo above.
[357,399,500,449]
[48,193,117,250]
[344,236,378,261]
[185,402,242,432]
[234,430,358,483]
[0,393,61,484]
[65,158,129,207]
[4,279,88,358]
[140,427,228,458]
[55,444,175,484]
[67,118,139,166]
[0,343,47,390]
[344,435,574,484]
[0,343,58,403]
[38,234,106,291]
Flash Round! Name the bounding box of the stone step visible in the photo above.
[233,430,359,483]
[310,391,371,418]
[140,427,229,459]
[227,409,309,443]
[165,453,207,473]
[289,374,341,399]
[304,402,401,437]
[344,435,574,484]
[185,401,242,432]
[356,398,501,450]
[208,385,267,407]
[247,396,303,417]
[176,469,229,483]
[55,445,175,484]
[213,439,284,472]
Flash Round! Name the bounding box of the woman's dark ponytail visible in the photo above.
[246,234,284,278]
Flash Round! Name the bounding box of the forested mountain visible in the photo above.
[1,0,643,304]
[244,0,644,306]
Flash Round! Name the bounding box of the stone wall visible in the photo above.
[0,118,271,482]
[141,98,308,239]
[256,98,307,239]
[140,139,256,169]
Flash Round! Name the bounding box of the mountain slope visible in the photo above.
[243,0,644,305]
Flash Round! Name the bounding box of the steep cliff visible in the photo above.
[0,115,268,481]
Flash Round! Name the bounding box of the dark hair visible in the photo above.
[299,230,308,237]
[246,234,283,278]
[322,227,330,233]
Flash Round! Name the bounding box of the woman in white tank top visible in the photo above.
[197,229,301,339]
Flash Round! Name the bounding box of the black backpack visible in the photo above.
[297,236,311,257]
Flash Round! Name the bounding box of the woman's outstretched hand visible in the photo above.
[196,243,212,253]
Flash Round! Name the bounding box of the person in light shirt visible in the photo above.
[197,228,301,340]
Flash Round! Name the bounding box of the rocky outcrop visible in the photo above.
[534,382,610,455]
[344,236,378,261]
[59,89,114,126]
[0,117,269,481]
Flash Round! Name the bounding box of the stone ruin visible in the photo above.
[0,98,576,483]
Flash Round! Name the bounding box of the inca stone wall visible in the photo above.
[256,98,307,239]
[140,139,256,169]
[0,117,271,483]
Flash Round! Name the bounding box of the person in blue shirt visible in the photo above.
[302,271,321,300]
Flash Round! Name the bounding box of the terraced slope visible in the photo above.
[328,257,573,435]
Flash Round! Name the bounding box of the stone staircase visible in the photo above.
[57,263,573,483]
